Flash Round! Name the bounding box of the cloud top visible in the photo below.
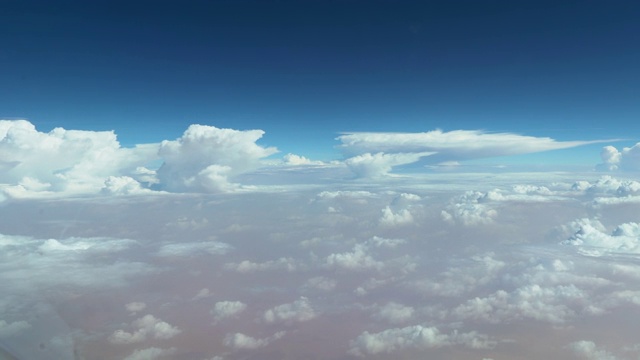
[157,124,277,192]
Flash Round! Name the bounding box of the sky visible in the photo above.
[2,1,640,360]
[2,0,639,160]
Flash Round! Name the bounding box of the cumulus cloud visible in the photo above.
[379,206,414,227]
[223,331,285,350]
[122,347,177,360]
[325,243,384,272]
[576,176,640,197]
[371,302,415,324]
[441,191,500,226]
[156,124,277,192]
[344,152,433,178]
[212,301,247,321]
[101,176,156,195]
[224,257,299,273]
[282,153,325,166]
[596,143,640,172]
[452,284,584,324]
[0,119,157,197]
[348,325,495,356]
[263,297,316,324]
[108,315,181,344]
[569,340,619,360]
[561,218,640,255]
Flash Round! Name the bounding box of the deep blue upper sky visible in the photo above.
[1,0,639,161]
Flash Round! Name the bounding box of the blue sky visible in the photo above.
[1,0,639,162]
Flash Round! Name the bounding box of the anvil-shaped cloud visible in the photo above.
[338,130,607,175]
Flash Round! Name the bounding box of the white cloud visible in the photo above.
[441,191,499,226]
[452,284,584,324]
[224,257,299,273]
[101,176,155,195]
[156,241,231,257]
[0,233,153,296]
[379,206,414,227]
[263,297,316,324]
[156,124,277,192]
[372,302,415,324]
[338,130,602,162]
[344,152,433,178]
[368,236,407,248]
[325,243,383,272]
[315,190,376,200]
[596,143,640,172]
[0,119,157,197]
[561,218,640,255]
[348,325,495,356]
[212,301,247,321]
[282,153,325,166]
[569,340,619,360]
[223,331,285,350]
[122,347,177,360]
[108,315,181,344]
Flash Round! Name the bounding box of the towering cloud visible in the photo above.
[0,120,157,196]
[597,143,640,171]
[156,124,277,192]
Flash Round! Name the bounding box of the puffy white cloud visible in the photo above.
[156,124,277,192]
[561,218,640,255]
[379,206,414,227]
[569,340,619,360]
[224,257,299,273]
[0,119,157,197]
[344,152,432,178]
[441,191,499,226]
[315,190,376,200]
[282,153,325,166]
[596,143,640,172]
[372,302,415,324]
[101,176,155,195]
[212,301,247,321]
[122,347,177,360]
[580,176,640,197]
[223,331,285,350]
[263,297,316,324]
[108,315,181,344]
[368,236,407,248]
[348,325,495,356]
[338,130,601,162]
[325,243,383,272]
[452,284,585,324]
